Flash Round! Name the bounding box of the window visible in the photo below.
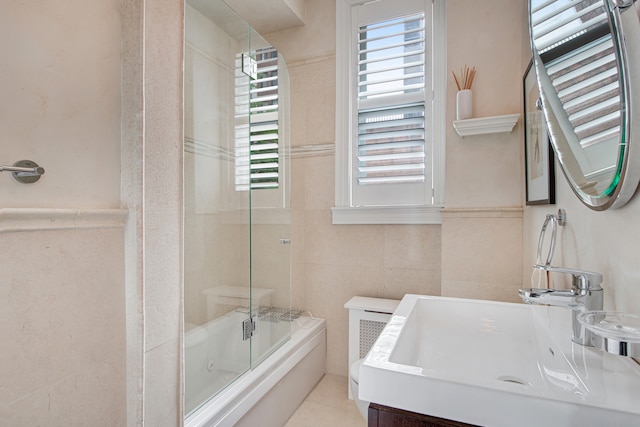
[334,0,446,224]
[235,48,280,191]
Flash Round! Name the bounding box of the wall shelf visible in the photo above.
[453,113,520,137]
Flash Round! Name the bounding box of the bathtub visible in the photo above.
[184,311,326,427]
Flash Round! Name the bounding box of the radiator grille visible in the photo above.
[359,319,387,359]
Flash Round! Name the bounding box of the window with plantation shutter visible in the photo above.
[235,47,280,191]
[357,13,426,190]
[531,0,620,167]
[334,0,446,224]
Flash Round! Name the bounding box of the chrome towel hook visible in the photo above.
[0,160,45,183]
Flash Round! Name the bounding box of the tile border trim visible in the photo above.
[440,207,523,218]
[0,208,129,232]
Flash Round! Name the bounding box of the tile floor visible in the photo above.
[284,374,366,427]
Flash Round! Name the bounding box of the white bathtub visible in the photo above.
[185,312,326,427]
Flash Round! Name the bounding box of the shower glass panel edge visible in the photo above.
[248,24,292,370]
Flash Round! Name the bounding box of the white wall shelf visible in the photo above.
[452,113,520,137]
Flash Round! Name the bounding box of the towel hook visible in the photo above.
[0,160,45,183]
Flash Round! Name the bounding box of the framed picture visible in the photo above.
[524,60,555,205]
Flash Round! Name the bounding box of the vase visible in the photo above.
[456,89,473,120]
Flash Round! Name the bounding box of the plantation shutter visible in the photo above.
[357,104,425,185]
[530,0,620,148]
[235,47,279,191]
[354,11,432,206]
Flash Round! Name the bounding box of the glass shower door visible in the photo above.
[247,31,292,367]
[183,0,291,417]
[184,0,252,415]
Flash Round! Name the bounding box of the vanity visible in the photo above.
[360,295,640,427]
[368,403,478,427]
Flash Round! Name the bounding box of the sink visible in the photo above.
[359,295,640,427]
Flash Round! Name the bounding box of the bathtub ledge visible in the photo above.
[185,316,326,427]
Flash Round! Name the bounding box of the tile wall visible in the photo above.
[120,0,185,423]
[266,0,527,376]
[1,1,129,425]
[440,0,527,306]
[0,213,127,425]
[0,0,122,207]
[3,0,184,425]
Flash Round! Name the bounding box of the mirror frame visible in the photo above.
[530,0,640,210]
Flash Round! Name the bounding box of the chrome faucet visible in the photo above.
[519,265,603,346]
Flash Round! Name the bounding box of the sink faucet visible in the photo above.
[519,265,603,346]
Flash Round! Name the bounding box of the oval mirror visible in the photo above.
[528,0,640,210]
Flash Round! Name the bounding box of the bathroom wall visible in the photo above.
[122,0,184,425]
[2,0,184,425]
[523,184,640,317]
[265,0,440,376]
[0,0,127,425]
[440,0,525,304]
[518,5,640,318]
[266,0,526,376]
[0,213,127,425]
[0,1,122,206]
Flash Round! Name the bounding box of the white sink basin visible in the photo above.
[359,295,640,426]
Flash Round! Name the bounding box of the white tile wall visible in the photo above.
[0,211,127,425]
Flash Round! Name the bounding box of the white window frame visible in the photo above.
[333,0,446,225]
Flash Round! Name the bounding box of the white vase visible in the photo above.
[456,89,473,120]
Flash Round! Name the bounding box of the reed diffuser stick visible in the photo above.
[452,71,461,91]
[453,65,476,90]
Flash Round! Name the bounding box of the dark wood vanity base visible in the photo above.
[368,403,481,427]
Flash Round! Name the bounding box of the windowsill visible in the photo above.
[331,206,442,225]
